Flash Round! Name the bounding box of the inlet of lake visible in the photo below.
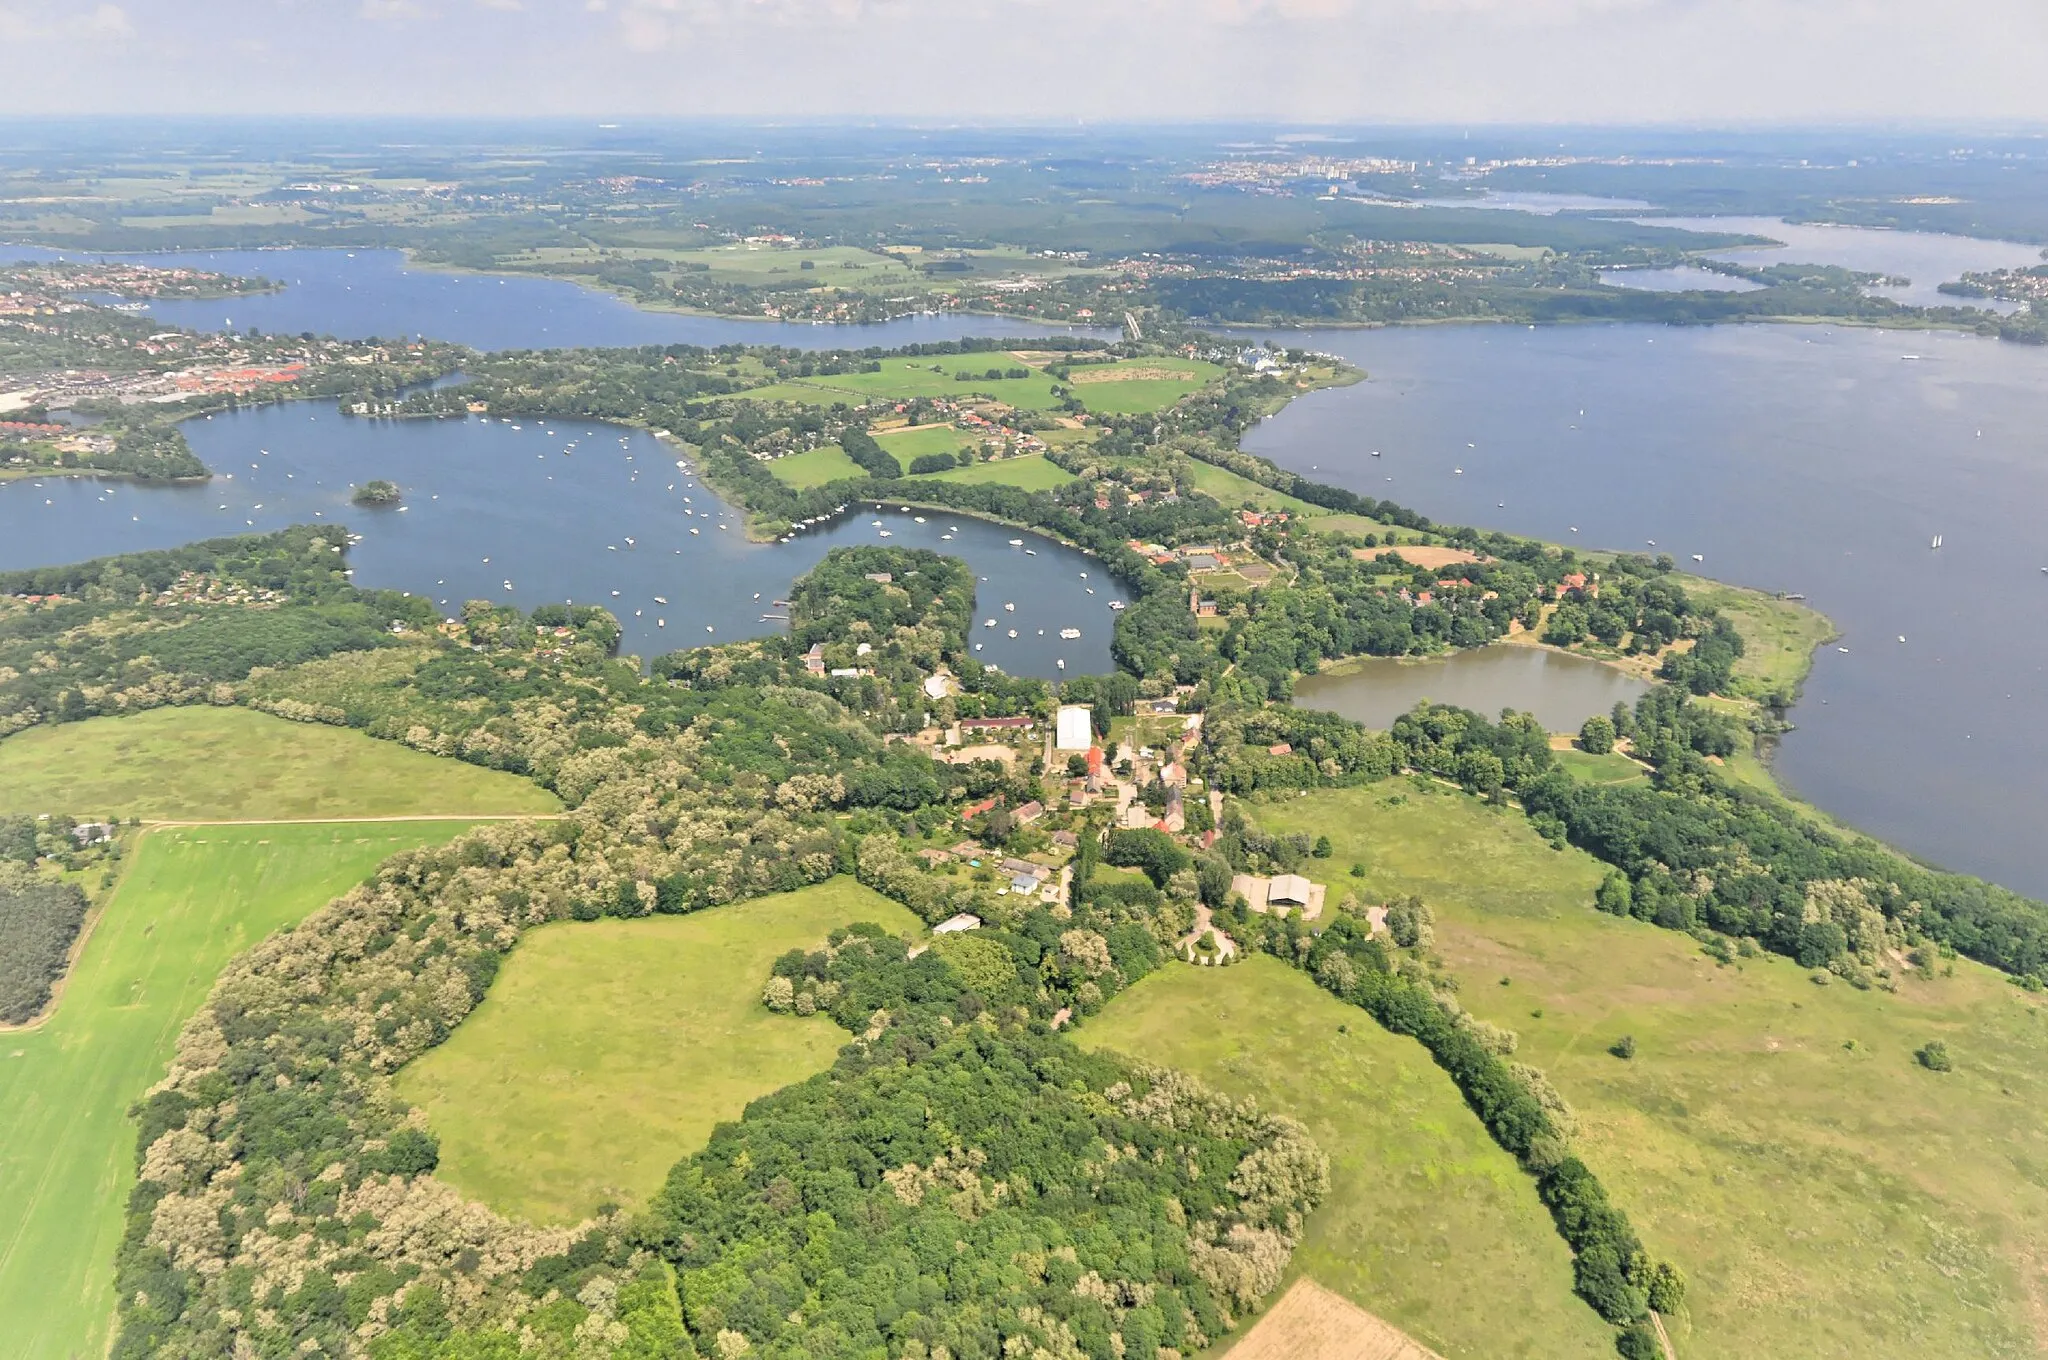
[0,404,1125,680]
[5,239,2048,897]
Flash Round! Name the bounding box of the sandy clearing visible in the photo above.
[1227,1278,1445,1360]
[1354,544,1483,570]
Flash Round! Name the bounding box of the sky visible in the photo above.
[2,0,2046,124]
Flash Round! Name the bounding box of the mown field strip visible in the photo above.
[0,822,486,1360]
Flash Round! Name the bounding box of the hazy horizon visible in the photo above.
[2,0,2044,125]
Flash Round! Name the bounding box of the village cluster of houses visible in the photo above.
[152,572,288,609]
[917,838,1067,903]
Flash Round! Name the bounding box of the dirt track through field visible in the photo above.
[1228,1279,1445,1360]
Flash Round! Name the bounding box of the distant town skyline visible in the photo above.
[1,0,2044,125]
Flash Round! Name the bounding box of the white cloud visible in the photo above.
[85,2,134,35]
[360,0,429,19]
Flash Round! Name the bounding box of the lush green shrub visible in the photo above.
[1915,1040,1953,1072]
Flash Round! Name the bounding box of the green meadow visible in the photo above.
[395,879,922,1225]
[767,443,867,489]
[876,424,972,460]
[0,707,559,822]
[1672,574,1835,697]
[920,453,1076,491]
[510,243,925,290]
[1066,357,1225,414]
[1181,460,1320,515]
[1081,957,1613,1360]
[745,356,1064,410]
[1552,748,1651,787]
[0,821,486,1360]
[1250,780,2048,1360]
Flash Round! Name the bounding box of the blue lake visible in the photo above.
[1623,216,2044,310]
[0,245,1116,352]
[0,403,1124,679]
[1245,321,2048,897]
[7,244,2048,896]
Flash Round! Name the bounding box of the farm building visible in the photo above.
[1055,704,1094,751]
[1229,872,1326,919]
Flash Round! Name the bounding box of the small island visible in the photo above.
[349,478,402,507]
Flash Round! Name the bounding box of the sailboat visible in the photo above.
[1930,534,1943,550]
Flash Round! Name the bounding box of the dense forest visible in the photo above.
[0,866,91,1025]
[1,423,208,481]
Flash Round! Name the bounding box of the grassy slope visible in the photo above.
[1081,958,1613,1360]
[1183,461,1319,514]
[0,707,559,821]
[0,822,485,1360]
[768,444,867,489]
[1254,781,2048,1360]
[394,879,923,1225]
[1179,461,1391,539]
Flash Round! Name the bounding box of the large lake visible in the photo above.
[1245,321,2048,898]
[6,243,2048,896]
[0,245,1115,352]
[1610,215,2044,310]
[0,405,1125,678]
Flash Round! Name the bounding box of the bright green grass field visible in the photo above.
[876,424,971,461]
[0,707,559,822]
[749,357,1064,411]
[1182,461,1319,515]
[0,822,484,1360]
[1253,781,2048,1360]
[1081,957,1613,1360]
[1066,358,1225,415]
[767,443,867,489]
[395,879,922,1225]
[921,453,1076,492]
[1553,748,1651,787]
[1174,461,1397,539]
